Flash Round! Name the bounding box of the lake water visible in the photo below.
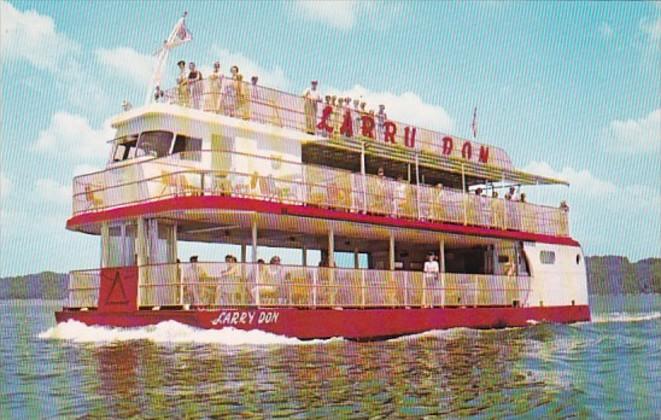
[1,295,659,418]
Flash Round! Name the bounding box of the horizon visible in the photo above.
[1,1,660,276]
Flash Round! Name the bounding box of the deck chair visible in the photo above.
[84,185,103,210]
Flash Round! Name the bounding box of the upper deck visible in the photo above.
[68,77,572,241]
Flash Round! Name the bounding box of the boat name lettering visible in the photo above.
[211,311,279,326]
[317,106,489,164]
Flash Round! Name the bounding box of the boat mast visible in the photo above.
[144,11,191,106]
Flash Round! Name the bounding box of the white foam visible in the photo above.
[590,312,661,324]
[38,320,340,346]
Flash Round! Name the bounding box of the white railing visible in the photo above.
[67,263,532,309]
[72,151,570,237]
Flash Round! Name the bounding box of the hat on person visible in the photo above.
[177,60,186,66]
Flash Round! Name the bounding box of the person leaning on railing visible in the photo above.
[176,60,190,107]
[188,62,203,110]
[182,255,201,306]
[303,80,320,134]
[204,61,223,113]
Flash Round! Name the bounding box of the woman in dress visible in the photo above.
[188,62,203,109]
[176,60,189,107]
[204,61,223,113]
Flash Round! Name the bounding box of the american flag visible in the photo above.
[471,106,478,139]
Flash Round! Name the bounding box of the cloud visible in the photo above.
[523,161,660,210]
[603,108,660,154]
[32,112,114,161]
[290,1,402,31]
[0,0,79,71]
[95,47,155,86]
[523,161,616,196]
[1,173,11,200]
[641,14,661,47]
[292,0,359,30]
[598,22,614,39]
[34,178,72,206]
[208,47,290,89]
[326,84,455,133]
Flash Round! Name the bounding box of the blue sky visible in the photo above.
[1,1,659,276]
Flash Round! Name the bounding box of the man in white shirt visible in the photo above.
[423,253,440,307]
[303,80,321,134]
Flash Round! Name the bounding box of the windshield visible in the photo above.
[111,135,139,162]
[136,131,173,158]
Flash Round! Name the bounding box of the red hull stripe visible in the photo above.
[55,305,591,340]
[67,196,580,246]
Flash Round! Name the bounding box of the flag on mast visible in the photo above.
[166,12,192,48]
[471,106,478,139]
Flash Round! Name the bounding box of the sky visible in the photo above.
[1,1,659,276]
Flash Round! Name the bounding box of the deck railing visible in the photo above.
[68,262,532,309]
[73,151,570,237]
[158,78,514,170]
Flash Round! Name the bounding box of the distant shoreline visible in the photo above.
[1,256,659,299]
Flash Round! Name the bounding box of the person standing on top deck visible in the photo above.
[204,61,223,113]
[303,80,321,134]
[188,62,203,109]
[377,104,387,141]
[176,60,189,107]
[223,65,241,117]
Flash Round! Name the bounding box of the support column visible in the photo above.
[100,222,109,268]
[136,217,148,307]
[251,218,259,306]
[302,245,307,267]
[461,164,468,226]
[354,247,359,269]
[361,142,367,214]
[440,239,445,308]
[415,153,421,220]
[389,232,395,271]
[328,229,335,305]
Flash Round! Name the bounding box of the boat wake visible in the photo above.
[38,320,339,346]
[590,311,660,324]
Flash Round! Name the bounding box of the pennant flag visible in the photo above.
[166,13,192,49]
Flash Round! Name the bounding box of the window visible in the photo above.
[172,135,202,160]
[111,135,138,162]
[540,250,556,264]
[576,254,581,265]
[136,131,173,158]
[498,255,510,263]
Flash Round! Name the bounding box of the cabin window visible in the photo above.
[498,255,510,263]
[540,250,556,265]
[172,135,202,161]
[111,135,138,162]
[136,130,173,158]
[576,254,581,265]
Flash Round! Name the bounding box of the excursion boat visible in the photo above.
[55,16,590,340]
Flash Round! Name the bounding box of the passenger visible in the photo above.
[491,190,503,228]
[269,256,286,304]
[303,81,321,134]
[432,183,445,222]
[423,252,440,307]
[376,104,387,140]
[188,62,203,109]
[183,255,201,306]
[153,86,165,103]
[223,65,241,117]
[475,187,483,196]
[176,60,189,106]
[520,193,527,203]
[204,61,223,113]
[377,167,385,178]
[360,102,367,112]
[560,200,569,212]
